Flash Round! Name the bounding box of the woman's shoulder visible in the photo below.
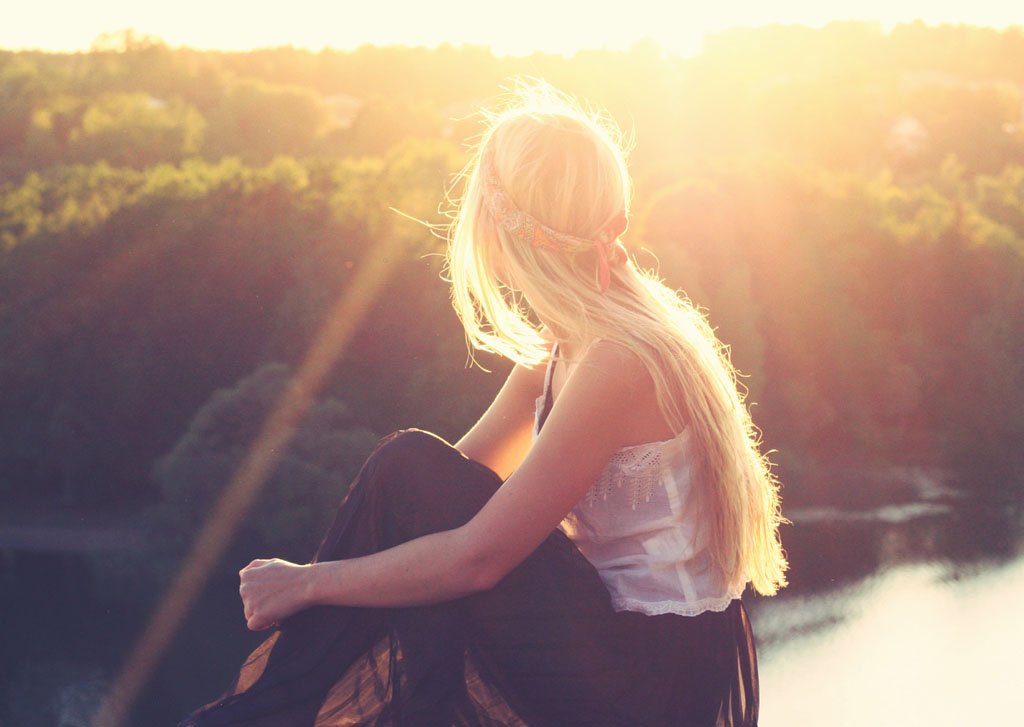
[579,339,649,385]
[577,338,680,446]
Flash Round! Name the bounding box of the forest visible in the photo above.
[1,21,1023,724]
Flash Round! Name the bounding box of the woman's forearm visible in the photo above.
[239,526,498,630]
[304,526,495,609]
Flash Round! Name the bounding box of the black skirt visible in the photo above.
[179,430,759,726]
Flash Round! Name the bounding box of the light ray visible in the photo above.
[90,230,411,727]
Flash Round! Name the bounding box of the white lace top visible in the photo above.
[534,347,743,617]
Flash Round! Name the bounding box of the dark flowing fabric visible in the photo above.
[179,429,759,726]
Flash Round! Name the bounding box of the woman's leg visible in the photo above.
[180,430,755,726]
[320,430,721,727]
[178,430,504,727]
[370,431,757,727]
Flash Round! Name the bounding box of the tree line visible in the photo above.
[1,21,1022,526]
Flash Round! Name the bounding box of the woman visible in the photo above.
[180,85,787,727]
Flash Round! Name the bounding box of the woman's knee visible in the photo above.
[363,429,467,495]
[363,429,499,535]
[370,429,455,471]
[313,430,468,562]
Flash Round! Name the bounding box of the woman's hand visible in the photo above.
[238,558,312,631]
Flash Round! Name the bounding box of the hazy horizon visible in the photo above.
[4,0,1023,58]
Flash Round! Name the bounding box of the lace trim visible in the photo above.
[608,442,665,473]
[587,465,662,509]
[584,443,666,509]
[610,591,742,617]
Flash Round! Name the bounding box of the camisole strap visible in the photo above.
[537,343,558,433]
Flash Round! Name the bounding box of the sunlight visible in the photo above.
[4,0,1021,56]
[90,229,412,727]
[756,557,1024,725]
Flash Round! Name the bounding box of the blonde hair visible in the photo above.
[446,83,787,596]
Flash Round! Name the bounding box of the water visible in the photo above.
[4,477,1021,726]
[752,553,1024,725]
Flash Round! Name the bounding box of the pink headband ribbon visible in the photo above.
[482,150,628,293]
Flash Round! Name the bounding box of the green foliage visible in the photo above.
[205,78,331,161]
[331,95,443,156]
[0,140,478,509]
[69,92,206,167]
[1,27,1023,513]
[974,165,1024,244]
[146,364,378,577]
[0,54,47,151]
[0,162,141,250]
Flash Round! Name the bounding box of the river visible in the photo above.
[3,479,1022,725]
[750,499,1024,726]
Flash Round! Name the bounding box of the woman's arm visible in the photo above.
[240,342,649,630]
[240,527,488,629]
[453,361,546,481]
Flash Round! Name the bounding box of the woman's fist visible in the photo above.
[238,558,310,631]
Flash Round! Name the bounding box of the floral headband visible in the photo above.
[481,149,628,293]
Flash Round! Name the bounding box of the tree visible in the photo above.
[205,78,330,161]
[69,92,206,167]
[0,55,45,154]
[145,364,378,582]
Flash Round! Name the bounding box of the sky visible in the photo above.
[3,0,1022,57]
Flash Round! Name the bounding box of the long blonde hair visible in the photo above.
[446,83,787,596]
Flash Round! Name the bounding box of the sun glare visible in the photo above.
[3,0,1021,57]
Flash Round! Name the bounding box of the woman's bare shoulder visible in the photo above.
[578,339,677,444]
[580,339,650,388]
